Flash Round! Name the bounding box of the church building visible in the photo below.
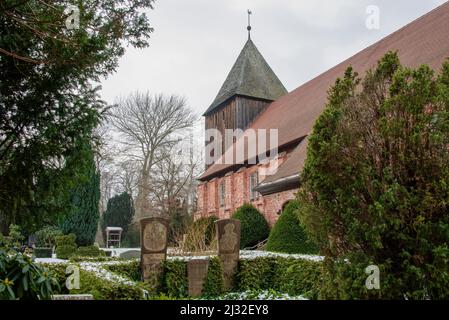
[195,3,449,226]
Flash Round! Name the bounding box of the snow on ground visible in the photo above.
[239,250,324,262]
[35,257,67,264]
[36,249,324,263]
[215,290,309,300]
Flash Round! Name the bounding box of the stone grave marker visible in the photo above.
[187,259,209,297]
[140,217,169,292]
[216,219,241,290]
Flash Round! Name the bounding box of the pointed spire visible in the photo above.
[247,9,252,40]
[203,39,287,116]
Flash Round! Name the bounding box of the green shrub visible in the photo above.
[42,262,145,300]
[237,257,322,299]
[72,269,145,300]
[266,201,318,254]
[274,258,322,299]
[56,245,77,259]
[0,224,24,251]
[55,234,77,246]
[0,249,59,300]
[298,52,449,299]
[33,247,53,258]
[203,257,224,297]
[35,226,63,248]
[232,204,269,249]
[237,258,277,291]
[73,245,105,258]
[161,260,188,298]
[104,260,140,281]
[55,234,77,259]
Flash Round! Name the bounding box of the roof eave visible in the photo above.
[255,174,300,196]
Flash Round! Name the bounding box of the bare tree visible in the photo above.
[111,92,196,220]
[116,160,140,200]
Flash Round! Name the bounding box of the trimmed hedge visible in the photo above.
[33,247,53,258]
[232,204,269,249]
[105,256,321,299]
[73,245,105,258]
[55,234,77,259]
[202,257,224,297]
[43,263,145,300]
[71,269,144,300]
[161,260,188,298]
[238,257,322,299]
[105,257,225,298]
[266,201,319,254]
[43,255,322,300]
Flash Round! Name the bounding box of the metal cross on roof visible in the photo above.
[247,9,252,40]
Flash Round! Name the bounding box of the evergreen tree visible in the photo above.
[59,143,100,246]
[298,52,449,299]
[0,0,154,233]
[101,192,135,239]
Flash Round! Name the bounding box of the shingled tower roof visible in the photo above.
[203,39,287,116]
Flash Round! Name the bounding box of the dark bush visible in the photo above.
[55,234,77,259]
[73,245,105,258]
[266,201,318,254]
[232,204,269,249]
[33,247,53,258]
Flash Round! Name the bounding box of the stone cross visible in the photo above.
[140,217,169,292]
[216,219,241,290]
[187,259,209,297]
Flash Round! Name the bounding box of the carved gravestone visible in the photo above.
[216,219,241,290]
[140,217,169,292]
[187,259,209,297]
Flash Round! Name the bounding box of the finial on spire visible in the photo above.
[247,9,252,40]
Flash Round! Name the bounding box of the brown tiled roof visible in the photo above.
[199,2,449,181]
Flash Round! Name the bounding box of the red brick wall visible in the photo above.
[195,152,297,227]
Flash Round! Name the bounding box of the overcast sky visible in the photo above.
[99,0,447,120]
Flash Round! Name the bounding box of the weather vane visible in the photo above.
[247,9,252,40]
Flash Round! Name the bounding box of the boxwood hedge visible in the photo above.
[42,255,322,300]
